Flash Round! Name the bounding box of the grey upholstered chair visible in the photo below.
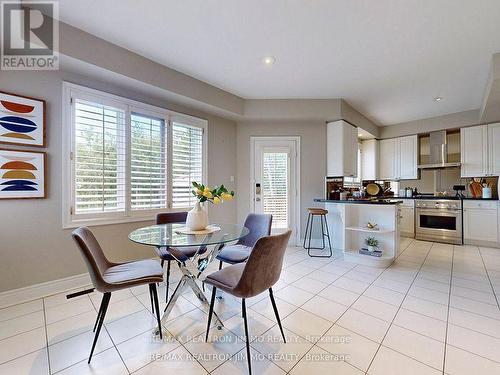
[72,227,164,363]
[216,213,272,268]
[205,230,291,375]
[155,212,207,303]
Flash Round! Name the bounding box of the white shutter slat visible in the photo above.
[171,122,203,208]
[262,152,288,229]
[74,99,126,214]
[130,113,167,210]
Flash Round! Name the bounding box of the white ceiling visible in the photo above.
[58,0,500,125]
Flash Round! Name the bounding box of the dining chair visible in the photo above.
[204,230,291,375]
[72,227,164,363]
[155,212,207,303]
[216,213,272,269]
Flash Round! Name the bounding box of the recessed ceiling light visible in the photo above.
[434,96,443,102]
[263,56,275,66]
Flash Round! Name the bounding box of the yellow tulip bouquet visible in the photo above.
[191,181,234,205]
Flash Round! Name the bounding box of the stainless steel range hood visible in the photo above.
[418,130,461,169]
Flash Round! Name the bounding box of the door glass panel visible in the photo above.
[262,152,288,229]
[419,215,456,230]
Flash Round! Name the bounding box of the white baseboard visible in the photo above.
[0,273,91,309]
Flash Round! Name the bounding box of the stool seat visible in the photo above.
[307,208,328,215]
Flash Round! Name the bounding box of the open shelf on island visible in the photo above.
[345,226,394,234]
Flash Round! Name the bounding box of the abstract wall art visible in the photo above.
[0,91,46,147]
[0,149,46,199]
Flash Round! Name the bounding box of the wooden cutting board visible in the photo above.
[470,182,483,198]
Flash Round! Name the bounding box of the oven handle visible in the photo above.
[416,208,461,215]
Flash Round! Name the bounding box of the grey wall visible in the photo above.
[380,110,480,139]
[236,121,326,240]
[0,70,237,292]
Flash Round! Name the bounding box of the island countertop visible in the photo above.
[314,198,403,205]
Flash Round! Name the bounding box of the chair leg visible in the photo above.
[165,260,171,303]
[268,288,286,343]
[218,260,223,270]
[150,283,163,340]
[92,299,103,332]
[205,286,217,342]
[303,213,311,248]
[242,298,252,375]
[149,286,154,312]
[88,292,111,363]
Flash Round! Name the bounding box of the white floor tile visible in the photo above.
[318,285,359,306]
[449,307,500,339]
[212,346,285,375]
[362,285,405,307]
[302,295,348,322]
[351,296,399,322]
[165,308,210,344]
[332,277,370,294]
[274,285,314,307]
[450,295,500,320]
[57,347,128,375]
[393,308,447,342]
[382,325,444,370]
[249,296,297,322]
[445,345,500,375]
[250,326,313,372]
[282,308,332,343]
[0,348,48,374]
[0,327,46,364]
[48,329,113,373]
[0,300,43,322]
[224,310,276,342]
[117,330,180,372]
[132,345,207,374]
[401,296,448,321]
[0,310,44,340]
[45,297,95,325]
[290,345,364,374]
[291,276,329,294]
[317,324,379,372]
[46,310,97,345]
[368,346,442,375]
[447,324,500,362]
[337,309,390,343]
[106,309,158,344]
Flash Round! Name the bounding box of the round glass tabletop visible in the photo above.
[128,223,249,248]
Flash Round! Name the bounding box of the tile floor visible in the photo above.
[1,238,500,374]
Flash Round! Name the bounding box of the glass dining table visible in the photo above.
[128,223,249,335]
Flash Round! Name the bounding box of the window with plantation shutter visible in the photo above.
[74,99,126,214]
[64,83,207,227]
[172,122,204,208]
[130,113,167,210]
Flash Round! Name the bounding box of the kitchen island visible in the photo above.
[313,198,402,267]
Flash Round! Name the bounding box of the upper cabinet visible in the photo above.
[399,135,418,180]
[378,135,418,180]
[488,122,500,176]
[379,138,396,180]
[327,120,358,177]
[361,139,379,180]
[461,124,499,177]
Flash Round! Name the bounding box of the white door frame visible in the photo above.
[250,136,301,245]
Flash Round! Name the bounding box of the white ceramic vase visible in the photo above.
[367,245,375,252]
[186,201,208,230]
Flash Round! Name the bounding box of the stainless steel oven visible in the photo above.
[415,199,463,244]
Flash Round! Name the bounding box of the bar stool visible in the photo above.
[303,208,332,258]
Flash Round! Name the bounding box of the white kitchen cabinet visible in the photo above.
[464,200,498,244]
[461,125,488,177]
[399,135,418,179]
[361,139,379,180]
[379,138,396,180]
[327,120,358,177]
[399,200,415,238]
[488,122,500,176]
[378,135,418,180]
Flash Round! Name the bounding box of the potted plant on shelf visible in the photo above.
[365,237,379,252]
[186,181,235,230]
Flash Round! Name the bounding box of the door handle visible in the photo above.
[255,197,261,202]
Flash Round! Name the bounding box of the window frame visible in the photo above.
[62,82,207,228]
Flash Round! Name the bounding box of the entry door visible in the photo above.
[252,137,299,244]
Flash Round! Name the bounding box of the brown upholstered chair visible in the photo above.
[216,213,272,268]
[204,230,292,375]
[72,227,164,363]
[155,212,207,302]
